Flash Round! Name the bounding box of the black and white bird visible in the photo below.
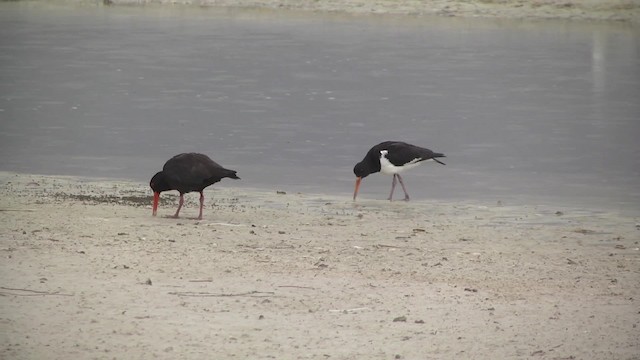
[353,141,445,201]
[150,153,240,220]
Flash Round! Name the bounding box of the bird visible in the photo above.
[353,141,445,201]
[150,153,240,220]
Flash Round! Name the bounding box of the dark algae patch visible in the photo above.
[53,192,175,207]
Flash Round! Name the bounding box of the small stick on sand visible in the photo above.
[0,286,73,297]
[277,285,316,290]
[168,290,276,297]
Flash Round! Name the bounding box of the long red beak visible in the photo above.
[353,177,362,201]
[152,192,160,216]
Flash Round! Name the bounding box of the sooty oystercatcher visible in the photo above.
[150,153,240,220]
[353,141,445,201]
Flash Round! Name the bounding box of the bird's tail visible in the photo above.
[432,153,446,165]
[225,169,240,180]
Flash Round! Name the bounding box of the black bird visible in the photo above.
[353,141,445,201]
[150,153,240,219]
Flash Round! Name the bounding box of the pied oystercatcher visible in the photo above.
[353,141,445,201]
[150,153,240,220]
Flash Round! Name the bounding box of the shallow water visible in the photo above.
[1,3,639,213]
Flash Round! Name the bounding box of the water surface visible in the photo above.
[1,3,639,213]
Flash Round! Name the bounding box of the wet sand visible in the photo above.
[103,0,640,23]
[1,171,638,359]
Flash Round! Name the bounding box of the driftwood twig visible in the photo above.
[0,286,73,297]
[168,290,277,298]
[278,285,316,290]
[374,244,421,251]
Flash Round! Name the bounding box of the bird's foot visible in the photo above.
[403,196,410,201]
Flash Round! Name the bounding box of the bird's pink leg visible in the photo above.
[388,174,397,201]
[172,194,184,218]
[397,174,410,201]
[197,191,205,220]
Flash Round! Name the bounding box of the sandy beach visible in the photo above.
[1,171,638,359]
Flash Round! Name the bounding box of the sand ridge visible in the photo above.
[101,0,640,23]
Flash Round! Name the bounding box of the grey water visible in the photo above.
[1,3,639,213]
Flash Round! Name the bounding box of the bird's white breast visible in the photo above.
[379,150,423,175]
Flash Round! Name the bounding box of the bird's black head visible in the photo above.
[150,171,172,193]
[353,162,371,178]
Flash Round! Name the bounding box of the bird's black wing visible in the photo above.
[163,153,225,192]
[383,142,444,166]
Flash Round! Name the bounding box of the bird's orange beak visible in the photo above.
[152,192,160,216]
[353,177,362,201]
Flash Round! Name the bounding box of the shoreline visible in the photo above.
[66,0,640,23]
[2,167,638,216]
[1,171,639,358]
